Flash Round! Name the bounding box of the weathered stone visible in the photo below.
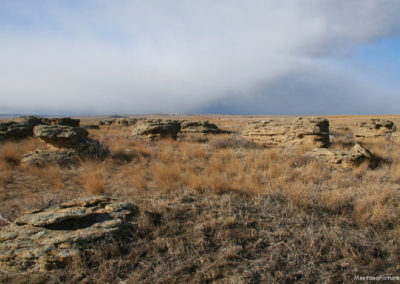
[0,116,81,142]
[0,122,33,141]
[13,116,51,127]
[0,197,138,272]
[305,144,380,168]
[132,119,181,140]
[112,118,140,127]
[354,119,396,139]
[242,117,330,148]
[180,120,230,135]
[21,149,80,168]
[33,125,89,148]
[50,118,80,127]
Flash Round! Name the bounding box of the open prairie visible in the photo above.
[1,114,400,283]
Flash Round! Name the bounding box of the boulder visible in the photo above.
[21,149,80,168]
[305,144,380,168]
[33,125,89,148]
[0,196,138,272]
[0,122,33,141]
[242,117,330,148]
[354,119,396,139]
[180,120,230,135]
[132,119,181,140]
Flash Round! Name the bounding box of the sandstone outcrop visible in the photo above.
[180,120,230,135]
[33,125,109,161]
[0,122,33,141]
[14,116,80,127]
[50,117,80,127]
[132,119,181,140]
[112,118,140,127]
[242,117,330,148]
[354,119,397,139]
[13,116,51,127]
[21,149,80,168]
[0,196,138,272]
[305,144,380,168]
[0,116,81,141]
[34,125,89,148]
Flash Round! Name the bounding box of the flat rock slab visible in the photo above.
[0,197,138,272]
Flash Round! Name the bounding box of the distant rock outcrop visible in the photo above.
[97,119,115,126]
[305,144,380,168]
[354,119,396,139]
[180,120,230,135]
[112,118,141,127]
[242,117,330,148]
[50,117,80,127]
[0,197,138,272]
[132,119,181,140]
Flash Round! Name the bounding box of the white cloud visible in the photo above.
[0,0,400,114]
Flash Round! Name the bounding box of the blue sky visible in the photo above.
[0,0,400,115]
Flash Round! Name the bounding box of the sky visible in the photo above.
[0,0,400,115]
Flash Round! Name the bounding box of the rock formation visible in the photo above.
[305,144,380,168]
[29,125,109,163]
[242,117,330,148]
[0,116,81,141]
[21,149,80,168]
[0,196,138,272]
[33,125,89,148]
[0,122,33,141]
[180,120,230,135]
[50,117,80,127]
[13,116,51,127]
[112,118,140,127]
[354,119,397,139]
[132,119,181,140]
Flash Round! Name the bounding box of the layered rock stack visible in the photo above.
[242,117,330,148]
[0,197,138,272]
[22,124,109,167]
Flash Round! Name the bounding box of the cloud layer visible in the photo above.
[1,0,400,115]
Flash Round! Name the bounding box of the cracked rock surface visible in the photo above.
[0,196,138,272]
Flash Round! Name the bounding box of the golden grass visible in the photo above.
[2,115,400,282]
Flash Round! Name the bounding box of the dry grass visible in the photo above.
[1,115,400,282]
